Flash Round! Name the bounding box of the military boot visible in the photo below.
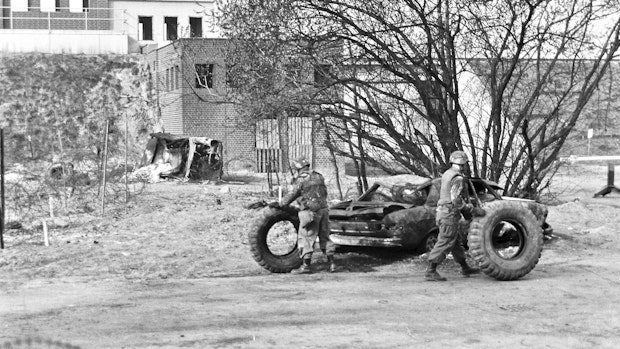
[327,255,337,273]
[292,257,312,274]
[425,262,447,281]
[460,261,481,277]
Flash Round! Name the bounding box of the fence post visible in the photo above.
[100,120,110,215]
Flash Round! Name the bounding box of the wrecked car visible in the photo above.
[137,132,223,182]
[248,177,553,281]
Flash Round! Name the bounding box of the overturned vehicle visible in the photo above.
[137,133,223,182]
[249,177,553,281]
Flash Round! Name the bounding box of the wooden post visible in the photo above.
[125,113,129,205]
[48,197,55,218]
[42,220,49,247]
[278,185,282,205]
[100,120,110,215]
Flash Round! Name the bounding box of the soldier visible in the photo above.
[271,156,336,274]
[425,150,481,281]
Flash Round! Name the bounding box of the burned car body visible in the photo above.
[249,176,552,280]
[138,132,223,182]
[328,177,552,253]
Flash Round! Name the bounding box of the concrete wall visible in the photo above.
[0,0,217,54]
[0,29,128,53]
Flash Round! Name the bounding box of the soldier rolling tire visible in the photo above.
[248,207,302,273]
[468,200,543,281]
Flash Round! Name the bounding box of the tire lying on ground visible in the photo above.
[248,207,302,273]
[468,200,543,281]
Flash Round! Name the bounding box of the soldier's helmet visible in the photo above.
[291,156,310,170]
[449,151,469,165]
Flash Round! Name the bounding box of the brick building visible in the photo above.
[146,38,339,173]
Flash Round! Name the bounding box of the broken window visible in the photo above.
[195,64,214,88]
[138,16,153,40]
[189,17,203,38]
[165,16,178,41]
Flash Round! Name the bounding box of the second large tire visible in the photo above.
[468,200,543,281]
[248,207,302,273]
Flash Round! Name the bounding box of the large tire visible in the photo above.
[468,200,543,281]
[248,207,302,273]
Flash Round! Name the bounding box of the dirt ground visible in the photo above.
[1,164,620,349]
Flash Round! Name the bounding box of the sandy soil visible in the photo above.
[1,164,620,349]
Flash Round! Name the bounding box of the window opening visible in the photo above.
[138,16,153,40]
[41,0,58,12]
[165,16,178,41]
[314,64,332,86]
[11,0,29,12]
[165,68,170,92]
[69,0,88,12]
[195,64,214,89]
[175,65,180,89]
[189,17,202,38]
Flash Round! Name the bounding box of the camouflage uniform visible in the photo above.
[281,170,335,260]
[428,168,468,265]
[425,150,480,281]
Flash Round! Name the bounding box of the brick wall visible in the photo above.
[5,0,111,30]
[148,38,341,174]
[176,39,256,171]
[312,116,345,177]
[146,42,184,134]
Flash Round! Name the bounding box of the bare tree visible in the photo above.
[217,0,620,197]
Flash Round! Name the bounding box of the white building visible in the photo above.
[0,0,218,54]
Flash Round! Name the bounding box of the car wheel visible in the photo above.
[419,230,438,254]
[248,207,302,273]
[468,200,543,281]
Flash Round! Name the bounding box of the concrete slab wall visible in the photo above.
[0,29,128,54]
